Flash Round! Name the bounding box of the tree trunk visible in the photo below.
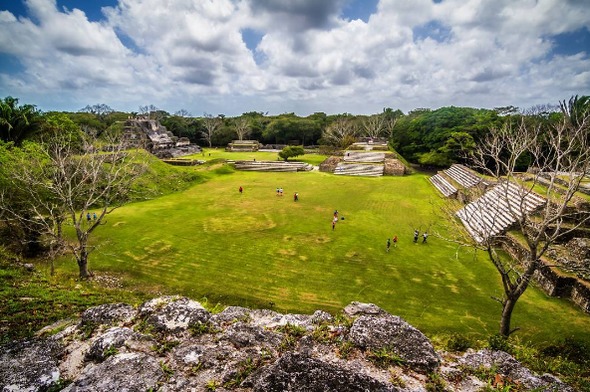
[500,297,517,337]
[77,249,90,279]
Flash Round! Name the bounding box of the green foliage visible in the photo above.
[41,112,83,150]
[0,96,42,144]
[189,321,219,336]
[390,106,500,163]
[446,333,473,352]
[277,323,306,352]
[337,340,355,359]
[154,339,180,355]
[276,323,306,337]
[159,360,174,380]
[205,379,221,391]
[389,372,406,388]
[366,347,406,368]
[223,357,261,388]
[488,334,512,352]
[103,345,119,358]
[425,372,448,392]
[418,150,452,167]
[278,145,305,161]
[78,322,99,340]
[47,378,72,392]
[311,323,333,343]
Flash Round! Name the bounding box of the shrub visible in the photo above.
[446,333,472,352]
[488,334,511,352]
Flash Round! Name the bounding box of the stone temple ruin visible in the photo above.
[122,117,201,158]
[429,164,590,313]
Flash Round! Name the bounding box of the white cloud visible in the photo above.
[0,0,588,115]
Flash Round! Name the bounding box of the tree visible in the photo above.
[361,114,385,139]
[278,145,305,161]
[79,104,114,118]
[322,117,357,148]
[0,96,42,144]
[461,97,590,337]
[202,113,221,147]
[234,117,251,141]
[174,109,192,117]
[0,131,146,279]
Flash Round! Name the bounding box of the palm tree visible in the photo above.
[0,96,42,144]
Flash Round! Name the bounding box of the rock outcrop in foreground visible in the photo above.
[0,297,572,391]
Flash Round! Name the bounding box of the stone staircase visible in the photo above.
[343,151,386,163]
[333,163,384,177]
[233,161,313,172]
[429,174,457,197]
[333,151,385,176]
[444,164,489,189]
[456,181,546,243]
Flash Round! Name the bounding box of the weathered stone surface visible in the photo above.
[251,352,401,392]
[458,349,575,392]
[138,296,210,333]
[80,303,136,326]
[0,339,62,392]
[311,309,333,324]
[1,298,576,392]
[85,327,151,362]
[348,312,440,372]
[221,322,282,349]
[210,305,251,325]
[344,301,386,317]
[62,352,164,392]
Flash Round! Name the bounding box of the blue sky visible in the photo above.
[0,0,589,116]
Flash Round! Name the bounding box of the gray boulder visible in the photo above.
[80,303,136,326]
[459,349,575,392]
[62,352,163,392]
[85,327,151,362]
[138,296,210,333]
[0,339,62,392]
[344,301,387,317]
[221,322,282,349]
[349,311,440,372]
[251,352,401,392]
[210,305,252,326]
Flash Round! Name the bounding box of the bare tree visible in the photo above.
[234,117,251,141]
[0,133,146,279]
[361,114,385,139]
[322,117,357,148]
[174,109,192,117]
[202,113,221,147]
[459,97,590,337]
[79,104,114,118]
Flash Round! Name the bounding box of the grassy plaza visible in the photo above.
[53,151,589,344]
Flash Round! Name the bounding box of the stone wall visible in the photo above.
[383,158,406,175]
[499,236,590,313]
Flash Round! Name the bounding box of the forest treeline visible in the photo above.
[1,96,588,167]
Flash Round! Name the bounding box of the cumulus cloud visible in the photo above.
[0,0,588,115]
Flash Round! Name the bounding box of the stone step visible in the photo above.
[456,181,546,242]
[429,174,457,197]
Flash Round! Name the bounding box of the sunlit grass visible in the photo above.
[53,166,589,344]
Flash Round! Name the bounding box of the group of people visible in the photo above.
[386,230,429,252]
[413,229,428,244]
[239,186,299,202]
[86,212,97,222]
[386,235,398,252]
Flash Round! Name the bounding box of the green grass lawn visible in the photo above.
[53,164,589,344]
[188,148,328,166]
